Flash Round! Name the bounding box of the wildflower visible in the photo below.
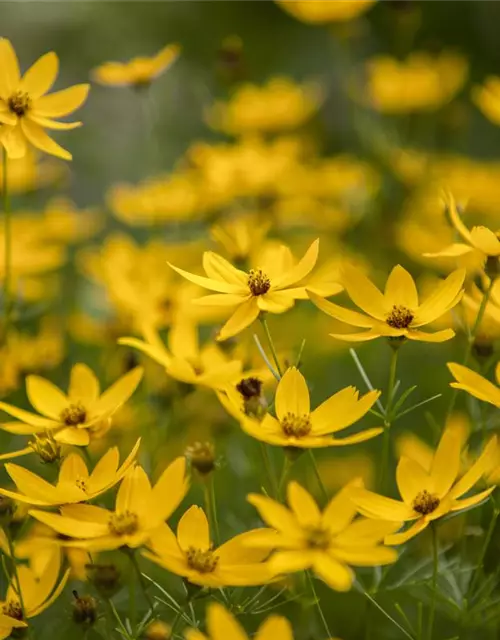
[472,76,500,126]
[168,239,320,341]
[219,367,381,448]
[0,547,69,638]
[247,481,398,591]
[308,264,465,342]
[92,44,180,88]
[29,459,189,551]
[448,362,500,408]
[185,603,295,640]
[275,0,376,24]
[144,505,274,587]
[210,214,270,263]
[350,427,497,544]
[0,438,140,506]
[0,38,89,160]
[0,363,143,445]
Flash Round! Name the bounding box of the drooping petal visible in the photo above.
[1,123,27,159]
[406,329,455,343]
[328,330,381,342]
[20,118,72,160]
[307,291,374,328]
[423,244,473,258]
[207,603,247,640]
[342,265,389,320]
[329,428,383,446]
[451,487,495,512]
[29,509,109,539]
[275,367,310,421]
[177,506,211,551]
[384,519,428,545]
[33,84,90,117]
[332,545,397,566]
[216,298,260,341]
[313,554,353,591]
[20,52,58,98]
[28,114,82,130]
[384,265,418,309]
[0,402,55,428]
[448,362,500,407]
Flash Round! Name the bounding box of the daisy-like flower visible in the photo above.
[168,240,320,341]
[247,481,399,592]
[448,362,500,407]
[144,505,274,587]
[0,363,143,446]
[472,76,500,126]
[219,367,382,449]
[0,547,69,639]
[92,44,180,88]
[350,427,497,545]
[308,264,465,343]
[29,458,189,552]
[0,438,140,506]
[0,38,89,160]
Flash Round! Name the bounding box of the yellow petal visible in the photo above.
[216,298,260,341]
[151,43,181,77]
[92,366,143,416]
[26,375,68,419]
[406,329,455,343]
[89,447,119,492]
[33,84,90,117]
[5,464,58,503]
[350,488,414,521]
[445,192,472,243]
[177,505,210,551]
[168,262,241,294]
[20,52,58,98]
[217,530,274,564]
[329,428,383,446]
[430,427,461,498]
[27,115,82,130]
[423,243,474,258]
[384,519,428,545]
[68,363,100,405]
[151,456,189,523]
[29,509,108,539]
[313,554,353,591]
[415,269,466,326]
[450,436,497,499]
[470,226,500,256]
[286,482,321,527]
[207,603,247,640]
[307,290,374,327]
[448,362,500,407]
[118,336,171,369]
[312,388,380,435]
[255,614,293,640]
[58,453,88,485]
[20,118,72,161]
[335,518,402,545]
[332,545,397,566]
[322,480,361,533]
[328,330,381,342]
[0,39,20,97]
[384,265,418,309]
[342,265,388,320]
[116,466,151,516]
[29,568,70,618]
[1,123,27,159]
[202,252,247,287]
[396,457,433,505]
[0,402,55,429]
[272,238,319,290]
[247,493,302,537]
[270,550,314,574]
[451,486,495,512]
[53,427,90,446]
[275,367,310,421]
[257,291,295,313]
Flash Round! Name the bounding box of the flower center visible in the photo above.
[412,490,440,516]
[280,412,312,437]
[60,402,87,426]
[305,526,330,550]
[236,376,262,399]
[247,269,271,296]
[108,511,139,536]
[2,599,23,620]
[8,91,31,116]
[186,546,219,573]
[386,305,414,329]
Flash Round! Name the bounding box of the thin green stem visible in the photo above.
[307,449,328,504]
[203,475,220,546]
[260,316,283,378]
[427,523,439,640]
[128,558,136,631]
[5,528,31,638]
[128,550,155,612]
[468,507,499,598]
[2,148,12,344]
[378,346,400,492]
[259,443,279,499]
[307,571,332,638]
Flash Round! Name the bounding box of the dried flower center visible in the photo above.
[386,305,414,329]
[108,511,139,536]
[236,376,262,399]
[280,412,312,437]
[2,599,23,620]
[305,526,330,550]
[60,402,87,426]
[8,91,31,116]
[247,269,271,296]
[186,546,219,573]
[412,490,440,516]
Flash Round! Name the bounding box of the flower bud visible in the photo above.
[72,591,97,626]
[143,620,171,640]
[236,377,267,419]
[28,432,61,464]
[185,441,216,476]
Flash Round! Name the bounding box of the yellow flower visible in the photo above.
[275,0,376,24]
[92,44,180,88]
[144,505,274,587]
[0,439,140,506]
[210,214,271,263]
[0,547,69,639]
[0,38,89,160]
[350,427,497,545]
[308,264,465,342]
[169,239,320,341]
[472,76,500,126]
[0,363,143,446]
[247,481,398,591]
[185,603,298,640]
[29,458,189,551]
[0,148,66,194]
[219,366,381,448]
[448,362,500,408]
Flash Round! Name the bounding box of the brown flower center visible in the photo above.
[386,305,414,329]
[60,402,87,426]
[108,511,139,536]
[236,376,262,399]
[280,412,312,438]
[8,91,31,116]
[305,526,330,550]
[412,490,440,515]
[2,599,23,620]
[247,269,271,296]
[186,546,219,573]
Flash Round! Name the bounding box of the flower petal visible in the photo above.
[151,456,189,523]
[414,268,465,326]
[430,427,462,498]
[448,363,500,407]
[33,84,90,117]
[313,554,353,591]
[275,366,310,421]
[350,488,414,521]
[384,265,418,309]
[449,436,497,499]
[0,39,20,96]
[272,239,319,289]
[307,290,374,327]
[342,265,388,320]
[396,457,433,506]
[92,367,143,416]
[286,482,321,527]
[26,375,68,419]
[202,252,247,286]
[384,519,428,545]
[68,363,100,405]
[20,52,59,98]
[216,298,260,341]
[177,505,211,551]
[470,226,500,256]
[207,603,247,640]
[20,118,72,160]
[406,329,455,343]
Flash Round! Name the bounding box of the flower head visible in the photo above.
[308,264,465,343]
[0,38,89,160]
[275,0,376,24]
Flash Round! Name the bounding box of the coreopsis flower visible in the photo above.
[185,603,297,640]
[169,239,320,341]
[92,44,180,88]
[29,458,189,551]
[0,38,89,160]
[0,438,140,506]
[275,0,376,24]
[247,481,398,591]
[144,505,274,587]
[210,215,270,263]
[472,77,500,126]
[448,362,500,407]
[219,366,382,448]
[0,363,143,446]
[0,547,69,639]
[308,264,465,343]
[350,427,497,545]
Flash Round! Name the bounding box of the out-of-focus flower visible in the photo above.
[30,459,189,551]
[364,52,467,114]
[210,215,270,263]
[0,148,66,193]
[0,38,89,160]
[92,44,180,88]
[247,481,398,591]
[448,362,500,408]
[275,0,376,24]
[309,264,465,342]
[145,505,274,587]
[207,78,322,135]
[472,77,500,126]
[461,279,500,350]
[351,427,496,544]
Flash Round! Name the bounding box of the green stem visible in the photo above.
[203,475,220,546]
[260,316,283,377]
[128,550,155,612]
[378,346,399,492]
[128,558,136,630]
[307,449,328,504]
[468,507,499,597]
[307,571,332,638]
[427,523,439,640]
[5,528,30,638]
[2,148,12,344]
[259,443,279,499]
